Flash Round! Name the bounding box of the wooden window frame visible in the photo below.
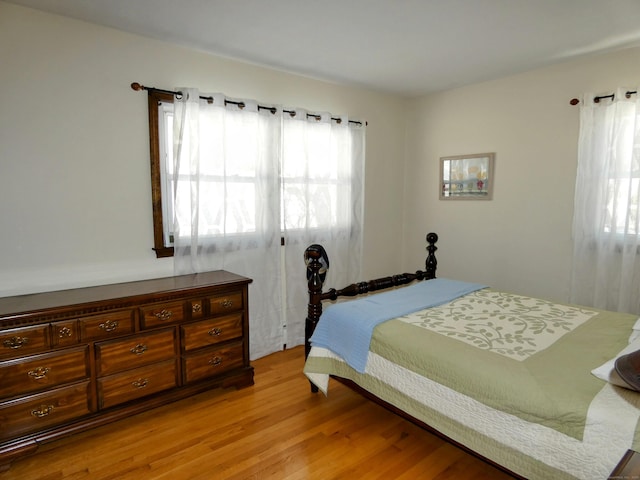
[147,90,175,258]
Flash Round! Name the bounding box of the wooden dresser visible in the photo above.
[0,271,253,471]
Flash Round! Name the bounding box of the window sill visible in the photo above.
[153,246,174,258]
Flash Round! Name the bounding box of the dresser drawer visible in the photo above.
[0,325,49,360]
[98,360,177,409]
[0,346,89,399]
[208,292,243,315]
[182,342,244,384]
[51,320,79,347]
[79,310,134,341]
[139,300,185,329]
[0,381,91,441]
[181,314,243,352]
[95,329,175,377]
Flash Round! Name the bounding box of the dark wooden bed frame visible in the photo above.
[303,232,636,480]
[304,232,438,370]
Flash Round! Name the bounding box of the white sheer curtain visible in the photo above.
[570,87,640,314]
[171,90,365,357]
[172,88,283,359]
[281,110,365,348]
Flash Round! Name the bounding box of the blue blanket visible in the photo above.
[309,278,486,373]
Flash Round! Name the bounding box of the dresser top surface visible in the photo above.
[0,271,252,318]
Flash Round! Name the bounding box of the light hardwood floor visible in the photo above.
[1,346,513,480]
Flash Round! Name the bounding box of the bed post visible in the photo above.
[304,245,325,360]
[425,232,438,280]
[303,234,438,393]
[304,245,327,393]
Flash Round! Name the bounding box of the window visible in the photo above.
[603,112,640,235]
[146,90,363,257]
[158,100,263,243]
[606,179,640,235]
[281,115,353,231]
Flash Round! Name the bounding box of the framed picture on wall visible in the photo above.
[440,152,495,200]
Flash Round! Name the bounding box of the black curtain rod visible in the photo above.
[569,90,638,105]
[131,82,364,126]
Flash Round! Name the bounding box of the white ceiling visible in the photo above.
[7,0,640,97]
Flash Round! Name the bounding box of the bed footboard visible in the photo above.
[304,232,439,368]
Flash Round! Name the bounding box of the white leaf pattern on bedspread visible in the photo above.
[398,290,598,360]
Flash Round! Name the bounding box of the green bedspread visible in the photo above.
[373,289,637,440]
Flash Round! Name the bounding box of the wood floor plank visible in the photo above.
[0,346,514,480]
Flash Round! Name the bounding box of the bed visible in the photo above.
[302,233,640,480]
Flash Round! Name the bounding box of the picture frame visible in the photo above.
[440,152,495,200]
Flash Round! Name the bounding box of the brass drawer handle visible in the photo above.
[208,327,222,337]
[99,320,119,332]
[154,309,173,321]
[31,405,54,418]
[130,344,148,355]
[132,378,148,389]
[220,299,234,309]
[3,336,28,349]
[28,366,50,380]
[58,326,72,338]
[209,356,223,367]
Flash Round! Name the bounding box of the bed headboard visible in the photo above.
[304,232,439,359]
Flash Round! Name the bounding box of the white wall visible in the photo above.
[0,2,407,296]
[404,47,640,302]
[4,1,640,305]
